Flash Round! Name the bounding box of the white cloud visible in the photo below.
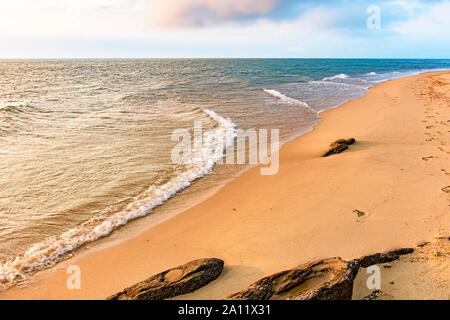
[147,6,354,57]
[148,0,282,27]
[0,0,448,58]
[0,0,150,37]
[386,0,421,14]
[390,0,450,38]
[0,2,367,58]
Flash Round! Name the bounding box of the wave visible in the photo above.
[308,81,367,90]
[0,108,238,289]
[366,72,377,76]
[322,73,350,81]
[263,89,316,113]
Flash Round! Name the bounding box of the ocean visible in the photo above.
[1,58,449,287]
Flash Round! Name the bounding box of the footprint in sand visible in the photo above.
[422,156,436,161]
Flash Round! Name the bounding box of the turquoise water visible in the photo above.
[0,59,449,287]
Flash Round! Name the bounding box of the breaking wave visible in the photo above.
[322,73,350,81]
[0,108,238,289]
[263,89,316,113]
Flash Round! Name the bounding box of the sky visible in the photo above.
[0,0,449,58]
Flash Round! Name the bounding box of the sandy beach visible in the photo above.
[1,70,449,300]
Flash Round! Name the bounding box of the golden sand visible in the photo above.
[1,71,449,300]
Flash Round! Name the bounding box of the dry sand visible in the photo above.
[1,71,449,300]
[353,237,450,300]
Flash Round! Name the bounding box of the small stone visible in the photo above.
[417,241,430,248]
[434,250,442,257]
[363,290,383,300]
[353,209,366,217]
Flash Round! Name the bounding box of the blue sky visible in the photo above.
[0,0,449,58]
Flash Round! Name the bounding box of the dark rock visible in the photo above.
[335,138,356,146]
[355,248,414,268]
[227,247,415,301]
[323,138,356,157]
[107,258,224,300]
[362,290,384,300]
[324,144,348,157]
[227,258,359,300]
[417,241,430,248]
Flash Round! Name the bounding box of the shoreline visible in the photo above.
[0,68,442,288]
[1,70,449,299]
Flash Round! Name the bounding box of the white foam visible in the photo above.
[366,72,377,76]
[0,108,238,289]
[263,89,316,113]
[322,73,350,81]
[309,81,367,90]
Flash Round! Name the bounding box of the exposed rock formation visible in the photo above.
[355,248,414,268]
[107,247,418,301]
[323,138,356,157]
[228,258,359,300]
[108,258,224,300]
[227,248,414,300]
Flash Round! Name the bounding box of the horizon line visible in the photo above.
[1,57,450,60]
